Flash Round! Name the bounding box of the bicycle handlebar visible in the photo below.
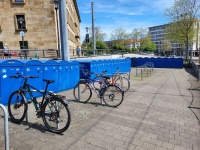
[10,73,39,79]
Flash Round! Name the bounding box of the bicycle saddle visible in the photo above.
[43,79,55,83]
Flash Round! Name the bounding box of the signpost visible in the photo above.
[20,31,27,59]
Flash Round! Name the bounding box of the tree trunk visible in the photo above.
[186,36,189,59]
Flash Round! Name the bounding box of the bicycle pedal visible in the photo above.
[36,110,42,117]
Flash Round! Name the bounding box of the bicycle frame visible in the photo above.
[87,78,102,95]
[19,78,50,111]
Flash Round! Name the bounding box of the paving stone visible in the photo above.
[154,146,167,150]
[2,68,200,150]
[161,142,174,149]
[142,142,156,150]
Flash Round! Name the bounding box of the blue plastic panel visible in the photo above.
[43,60,59,92]
[69,61,80,89]
[0,60,24,105]
[57,61,71,91]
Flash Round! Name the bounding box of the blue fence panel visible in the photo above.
[176,58,183,68]
[136,57,144,66]
[131,57,136,67]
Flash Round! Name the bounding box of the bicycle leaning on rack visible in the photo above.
[73,72,124,107]
[8,73,71,134]
[93,67,130,92]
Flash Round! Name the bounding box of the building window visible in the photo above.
[0,42,4,49]
[75,34,80,38]
[12,0,25,4]
[15,14,27,31]
[19,41,28,49]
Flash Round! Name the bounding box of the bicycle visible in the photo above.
[93,67,130,92]
[73,72,124,107]
[8,73,71,134]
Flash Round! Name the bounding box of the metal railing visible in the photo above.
[0,49,60,60]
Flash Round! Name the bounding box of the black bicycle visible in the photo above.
[8,73,71,134]
[73,72,124,107]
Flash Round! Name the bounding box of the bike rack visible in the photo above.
[136,65,149,80]
[0,104,9,150]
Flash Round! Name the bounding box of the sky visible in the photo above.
[76,0,175,42]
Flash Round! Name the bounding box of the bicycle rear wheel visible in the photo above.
[42,97,71,134]
[115,76,130,92]
[73,82,92,102]
[8,91,28,123]
[103,85,124,107]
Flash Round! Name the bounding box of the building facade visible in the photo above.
[0,0,81,56]
[149,24,182,56]
[149,24,200,56]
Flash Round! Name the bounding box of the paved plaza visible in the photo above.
[1,67,200,150]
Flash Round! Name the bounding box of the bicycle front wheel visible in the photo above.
[8,91,28,123]
[73,82,92,102]
[115,76,130,92]
[103,85,124,107]
[42,97,71,134]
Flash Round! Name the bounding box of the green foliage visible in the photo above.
[140,35,156,52]
[125,47,131,51]
[96,40,108,49]
[165,21,196,46]
[165,0,200,59]
[161,40,172,52]
[112,43,125,50]
[132,47,138,52]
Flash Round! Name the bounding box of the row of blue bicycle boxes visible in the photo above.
[0,58,131,105]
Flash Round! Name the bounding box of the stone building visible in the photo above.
[0,0,81,57]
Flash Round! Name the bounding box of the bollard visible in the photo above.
[78,82,80,101]
[0,104,9,150]
[198,65,200,81]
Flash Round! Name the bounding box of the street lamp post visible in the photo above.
[85,27,89,56]
[51,0,60,58]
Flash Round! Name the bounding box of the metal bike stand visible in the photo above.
[128,71,130,80]
[0,104,9,150]
[99,82,103,104]
[141,68,143,80]
[78,82,80,101]
[25,112,28,122]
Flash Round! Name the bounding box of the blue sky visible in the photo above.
[76,0,175,42]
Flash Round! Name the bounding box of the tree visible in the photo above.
[96,40,108,49]
[161,40,172,55]
[93,26,107,41]
[131,28,147,40]
[110,27,129,43]
[165,0,200,59]
[140,35,156,52]
[112,43,125,50]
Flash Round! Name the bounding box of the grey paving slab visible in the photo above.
[0,68,200,150]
